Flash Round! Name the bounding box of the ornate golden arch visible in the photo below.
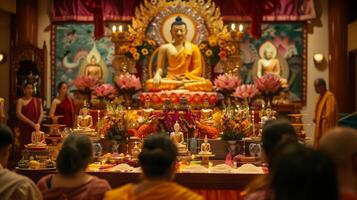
[128,0,230,45]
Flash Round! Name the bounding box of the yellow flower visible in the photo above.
[208,36,218,47]
[119,45,129,53]
[133,52,140,61]
[141,48,149,55]
[129,47,137,54]
[218,39,226,47]
[205,49,213,57]
[199,43,207,49]
[132,39,143,47]
[147,39,156,46]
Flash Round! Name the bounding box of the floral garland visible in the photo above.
[119,34,158,61]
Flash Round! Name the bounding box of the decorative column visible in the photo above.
[15,0,38,46]
[328,0,354,112]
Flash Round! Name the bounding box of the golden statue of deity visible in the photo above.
[146,16,212,91]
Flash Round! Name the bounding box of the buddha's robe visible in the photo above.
[165,42,203,81]
[314,91,338,147]
[104,182,203,200]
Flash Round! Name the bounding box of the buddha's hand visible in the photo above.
[153,73,162,87]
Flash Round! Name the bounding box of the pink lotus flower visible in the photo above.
[95,84,117,99]
[254,74,281,95]
[214,74,240,91]
[233,84,260,99]
[72,76,98,91]
[114,73,142,91]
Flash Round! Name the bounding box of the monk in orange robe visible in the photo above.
[313,78,338,148]
[104,134,203,200]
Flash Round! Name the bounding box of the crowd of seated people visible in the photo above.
[0,120,356,200]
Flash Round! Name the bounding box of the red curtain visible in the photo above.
[52,0,315,39]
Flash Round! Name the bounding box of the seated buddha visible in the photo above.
[199,135,212,155]
[31,131,46,146]
[170,121,186,148]
[76,106,94,131]
[257,43,288,87]
[146,16,212,92]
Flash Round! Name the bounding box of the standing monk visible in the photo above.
[313,78,338,148]
[16,83,43,148]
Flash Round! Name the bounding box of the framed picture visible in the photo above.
[238,22,307,105]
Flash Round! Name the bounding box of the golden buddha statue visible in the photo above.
[31,131,46,146]
[199,135,212,155]
[85,56,103,81]
[170,121,185,148]
[76,106,94,131]
[146,16,212,91]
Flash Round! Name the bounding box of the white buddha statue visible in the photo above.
[170,121,185,148]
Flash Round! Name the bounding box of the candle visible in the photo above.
[239,24,243,32]
[119,25,123,32]
[112,25,116,32]
[231,23,236,31]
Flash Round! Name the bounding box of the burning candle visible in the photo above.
[231,23,236,32]
[118,25,123,32]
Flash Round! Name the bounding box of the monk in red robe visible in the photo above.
[16,83,43,148]
[49,82,74,128]
[313,78,338,148]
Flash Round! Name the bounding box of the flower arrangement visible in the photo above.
[220,105,252,141]
[213,73,240,93]
[199,35,237,64]
[114,73,142,93]
[233,84,260,101]
[254,74,282,96]
[97,103,139,144]
[119,38,158,61]
[94,83,117,101]
[72,76,98,91]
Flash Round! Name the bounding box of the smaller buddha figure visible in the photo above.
[257,41,288,86]
[85,55,103,81]
[261,107,276,126]
[77,105,94,131]
[199,135,212,155]
[170,121,185,148]
[31,131,46,146]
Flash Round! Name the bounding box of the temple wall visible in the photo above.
[301,0,329,145]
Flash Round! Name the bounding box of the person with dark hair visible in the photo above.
[146,16,212,91]
[242,119,298,199]
[37,134,111,200]
[16,82,43,148]
[49,81,74,127]
[271,145,338,200]
[104,134,203,200]
[320,127,357,200]
[313,78,338,147]
[0,124,43,199]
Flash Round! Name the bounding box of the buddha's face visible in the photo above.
[82,108,89,115]
[23,84,34,97]
[264,49,273,59]
[174,122,180,132]
[171,24,187,42]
